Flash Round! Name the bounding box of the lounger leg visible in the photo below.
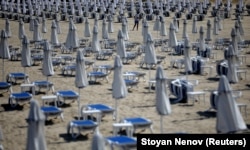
[150,125,154,133]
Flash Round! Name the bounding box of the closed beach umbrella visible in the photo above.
[50,20,60,46]
[107,14,114,33]
[206,19,212,42]
[216,76,247,133]
[33,19,42,42]
[217,16,223,31]
[29,17,34,32]
[55,15,61,34]
[65,18,79,50]
[0,30,10,81]
[234,21,243,43]
[116,30,127,58]
[184,37,193,76]
[192,16,197,41]
[84,17,91,38]
[160,17,167,37]
[42,40,54,95]
[143,21,149,44]
[121,19,129,41]
[42,40,54,77]
[102,18,109,39]
[168,22,177,48]
[213,17,219,38]
[92,25,101,53]
[237,17,244,36]
[173,16,179,33]
[94,14,99,28]
[75,49,88,119]
[144,33,157,66]
[182,19,188,39]
[154,15,161,37]
[26,100,47,150]
[155,65,171,133]
[226,45,238,83]
[231,28,239,55]
[21,35,32,74]
[144,33,157,83]
[199,26,206,52]
[91,130,106,150]
[18,18,26,40]
[41,16,47,38]
[5,18,11,38]
[112,55,128,122]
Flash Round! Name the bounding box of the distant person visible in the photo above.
[132,13,140,31]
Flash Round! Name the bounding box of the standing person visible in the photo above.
[132,13,140,31]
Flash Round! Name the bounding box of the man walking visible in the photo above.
[132,13,140,31]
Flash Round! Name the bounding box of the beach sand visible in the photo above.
[0,2,250,150]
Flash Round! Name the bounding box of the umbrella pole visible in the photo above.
[78,88,81,120]
[2,59,4,81]
[115,99,118,122]
[160,115,163,133]
[148,65,151,92]
[46,76,49,95]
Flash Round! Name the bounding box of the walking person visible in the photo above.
[132,13,140,31]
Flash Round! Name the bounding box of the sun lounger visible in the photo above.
[41,95,64,122]
[106,136,137,149]
[123,71,146,82]
[122,117,153,133]
[81,103,115,120]
[95,49,114,60]
[67,110,101,139]
[169,79,194,104]
[0,82,12,93]
[88,72,109,83]
[6,72,30,84]
[56,90,79,106]
[106,123,137,149]
[9,92,32,108]
[41,106,64,122]
[32,80,55,94]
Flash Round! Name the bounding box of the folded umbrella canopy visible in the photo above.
[50,20,60,46]
[206,19,212,42]
[26,100,47,150]
[75,49,88,119]
[112,55,128,122]
[18,18,26,40]
[155,65,171,133]
[0,30,10,81]
[21,35,32,74]
[216,76,247,133]
[116,30,127,59]
[84,17,91,38]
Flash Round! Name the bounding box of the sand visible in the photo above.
[0,2,250,150]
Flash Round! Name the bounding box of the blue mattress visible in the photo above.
[11,92,32,100]
[124,117,152,126]
[88,104,114,113]
[106,136,136,146]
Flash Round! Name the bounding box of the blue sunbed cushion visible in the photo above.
[33,81,53,86]
[106,136,136,146]
[124,79,138,85]
[41,106,62,114]
[9,72,27,78]
[11,92,32,100]
[57,90,78,98]
[88,72,107,77]
[88,104,114,113]
[0,82,11,89]
[71,120,98,128]
[124,117,152,126]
